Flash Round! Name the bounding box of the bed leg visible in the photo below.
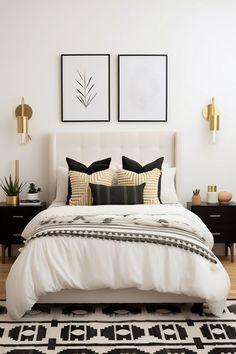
[191,303,203,315]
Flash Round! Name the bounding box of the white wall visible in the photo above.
[0,0,236,207]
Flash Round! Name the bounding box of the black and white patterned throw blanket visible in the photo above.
[23,214,217,264]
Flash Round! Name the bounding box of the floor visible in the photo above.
[0,256,235,299]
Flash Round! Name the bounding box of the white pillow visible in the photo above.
[53,165,178,204]
[53,166,68,203]
[161,167,178,203]
[110,162,121,185]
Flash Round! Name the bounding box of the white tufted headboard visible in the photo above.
[49,131,177,202]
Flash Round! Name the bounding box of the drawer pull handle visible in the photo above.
[12,215,24,219]
[212,232,221,236]
[13,233,21,237]
[209,214,221,218]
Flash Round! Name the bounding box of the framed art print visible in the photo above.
[61,54,110,122]
[118,54,168,122]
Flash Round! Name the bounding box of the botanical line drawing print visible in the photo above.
[75,71,97,108]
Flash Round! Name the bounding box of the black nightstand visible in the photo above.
[187,201,236,262]
[0,202,46,263]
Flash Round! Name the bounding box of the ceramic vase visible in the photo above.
[218,191,232,204]
[192,194,201,206]
[6,196,18,205]
[27,193,39,200]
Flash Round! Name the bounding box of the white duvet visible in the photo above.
[6,204,230,319]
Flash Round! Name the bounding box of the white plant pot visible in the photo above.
[27,193,39,200]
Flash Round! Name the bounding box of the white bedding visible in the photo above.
[6,204,230,319]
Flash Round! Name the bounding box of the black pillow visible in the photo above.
[66,157,111,204]
[122,156,164,203]
[89,183,145,205]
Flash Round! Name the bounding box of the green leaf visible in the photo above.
[0,174,26,195]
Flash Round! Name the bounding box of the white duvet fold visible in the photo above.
[6,204,230,319]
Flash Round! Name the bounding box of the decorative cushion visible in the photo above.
[161,167,178,203]
[69,169,113,205]
[66,157,111,204]
[89,183,145,205]
[53,166,68,203]
[122,156,164,203]
[116,168,161,204]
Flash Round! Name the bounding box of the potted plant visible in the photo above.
[0,175,26,205]
[192,189,201,206]
[27,183,41,200]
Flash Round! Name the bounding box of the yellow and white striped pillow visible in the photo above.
[116,168,161,204]
[69,169,113,205]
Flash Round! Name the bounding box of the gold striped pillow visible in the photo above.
[116,168,161,204]
[69,169,113,205]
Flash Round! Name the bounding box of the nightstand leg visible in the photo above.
[230,243,234,263]
[8,244,11,257]
[1,245,5,264]
[225,243,228,256]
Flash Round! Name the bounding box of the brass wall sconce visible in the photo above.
[15,97,33,145]
[202,97,219,143]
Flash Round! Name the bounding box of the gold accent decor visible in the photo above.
[6,196,18,206]
[15,101,32,120]
[208,185,217,192]
[202,97,220,143]
[17,116,28,134]
[15,97,33,144]
[15,159,19,201]
[15,160,19,181]
[207,185,218,203]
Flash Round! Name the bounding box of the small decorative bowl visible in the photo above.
[218,191,232,204]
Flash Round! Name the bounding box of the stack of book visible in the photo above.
[19,199,41,206]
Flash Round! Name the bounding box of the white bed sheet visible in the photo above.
[6,204,230,319]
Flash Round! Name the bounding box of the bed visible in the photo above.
[6,131,230,319]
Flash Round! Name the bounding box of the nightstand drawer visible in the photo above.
[187,201,236,262]
[1,212,37,233]
[191,206,236,241]
[0,202,46,263]
[202,221,235,233]
[210,231,236,243]
[6,235,24,244]
[0,229,24,244]
[191,206,235,223]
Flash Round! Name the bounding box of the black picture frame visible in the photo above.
[118,54,168,122]
[61,54,110,122]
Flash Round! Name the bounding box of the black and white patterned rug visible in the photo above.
[1,301,236,353]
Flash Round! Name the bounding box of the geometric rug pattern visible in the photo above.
[0,301,236,353]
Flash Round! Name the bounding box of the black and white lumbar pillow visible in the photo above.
[89,183,145,205]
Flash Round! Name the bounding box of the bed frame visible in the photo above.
[39,131,203,305]
[48,131,178,202]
